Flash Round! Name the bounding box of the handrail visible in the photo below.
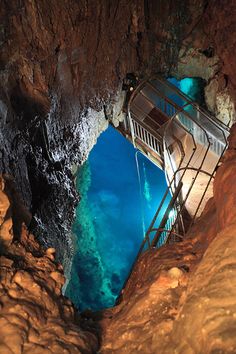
[131,118,163,155]
[148,228,184,239]
[117,75,229,301]
[135,109,198,248]
[131,105,164,140]
[116,181,183,303]
[140,83,179,116]
[151,76,230,132]
[152,76,197,106]
[146,81,189,114]
[151,181,183,247]
[161,111,211,243]
[130,75,229,134]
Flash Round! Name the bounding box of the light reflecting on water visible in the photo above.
[66,126,169,311]
[66,77,205,311]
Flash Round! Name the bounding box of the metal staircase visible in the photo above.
[116,77,230,300]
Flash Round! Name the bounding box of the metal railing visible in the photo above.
[131,118,163,156]
[117,76,230,301]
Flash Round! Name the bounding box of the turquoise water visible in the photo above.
[66,126,169,311]
[169,77,205,104]
[66,77,204,311]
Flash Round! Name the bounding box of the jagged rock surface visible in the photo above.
[172,0,236,125]
[1,1,236,353]
[0,1,235,267]
[0,177,98,354]
[0,0,205,266]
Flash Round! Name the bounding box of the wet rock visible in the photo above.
[0,0,203,271]
[0,184,10,223]
[167,267,183,280]
[0,186,13,248]
[205,76,236,126]
[0,176,99,353]
[0,217,13,247]
[1,1,236,353]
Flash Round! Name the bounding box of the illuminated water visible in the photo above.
[66,77,204,311]
[169,77,205,104]
[66,126,169,310]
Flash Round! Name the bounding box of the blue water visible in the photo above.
[66,77,204,311]
[169,77,205,105]
[66,126,169,311]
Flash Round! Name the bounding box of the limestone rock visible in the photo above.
[205,76,236,126]
[0,186,12,248]
[0,178,99,354]
[0,189,10,225]
[167,267,183,280]
[1,1,236,353]
[0,217,13,247]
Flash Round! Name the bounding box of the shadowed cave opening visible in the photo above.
[65,77,205,311]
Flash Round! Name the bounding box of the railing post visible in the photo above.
[151,181,183,248]
[128,113,136,148]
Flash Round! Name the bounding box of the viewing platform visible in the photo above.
[117,76,229,249]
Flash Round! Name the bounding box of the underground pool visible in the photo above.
[65,126,169,311]
[65,77,205,311]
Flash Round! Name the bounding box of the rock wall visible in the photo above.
[1,0,235,267]
[0,0,197,267]
[1,1,236,353]
[0,176,99,353]
[2,127,236,354]
[172,0,236,125]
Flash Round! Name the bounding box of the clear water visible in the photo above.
[66,77,204,311]
[66,126,169,311]
[168,77,205,105]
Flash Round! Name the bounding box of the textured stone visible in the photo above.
[205,76,236,126]
[1,1,236,353]
[0,0,204,270]
[0,189,10,224]
[0,217,13,247]
[0,178,99,353]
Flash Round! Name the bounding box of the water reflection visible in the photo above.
[66,126,169,310]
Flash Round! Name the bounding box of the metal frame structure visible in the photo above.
[117,76,230,301]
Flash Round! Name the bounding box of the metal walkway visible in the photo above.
[116,76,230,300]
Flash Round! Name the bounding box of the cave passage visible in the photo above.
[66,126,170,311]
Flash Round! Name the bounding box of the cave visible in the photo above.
[169,77,206,105]
[66,77,206,311]
[66,125,170,311]
[1,1,236,354]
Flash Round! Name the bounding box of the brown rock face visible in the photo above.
[0,177,12,248]
[0,179,98,354]
[1,1,236,353]
[0,0,235,263]
[0,0,201,263]
[214,124,236,230]
[203,1,236,98]
[167,224,236,354]
[173,0,236,125]
[0,0,202,130]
